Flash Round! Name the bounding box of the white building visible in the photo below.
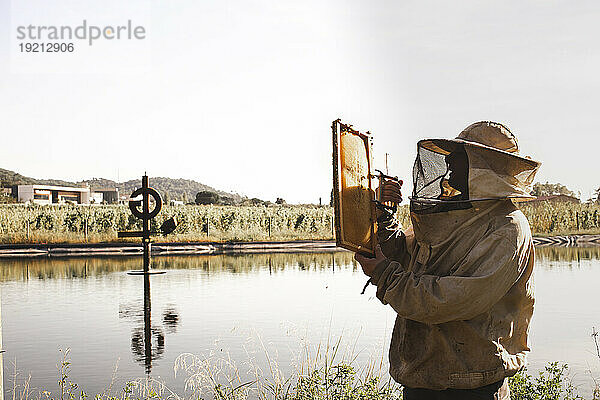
[90,192,104,204]
[17,185,91,205]
[93,188,119,204]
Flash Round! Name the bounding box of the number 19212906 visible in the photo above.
[19,43,74,52]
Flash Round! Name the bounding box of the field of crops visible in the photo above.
[0,204,337,243]
[0,201,598,244]
[519,201,600,235]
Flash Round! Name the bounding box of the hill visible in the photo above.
[0,168,243,203]
[0,168,75,187]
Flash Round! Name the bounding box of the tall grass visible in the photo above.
[7,345,600,400]
[0,201,599,244]
[8,330,403,400]
[171,329,402,400]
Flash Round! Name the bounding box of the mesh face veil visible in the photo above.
[411,140,472,213]
[409,123,541,214]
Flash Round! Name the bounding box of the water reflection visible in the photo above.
[162,307,180,334]
[1,247,598,283]
[535,246,600,262]
[0,252,356,281]
[118,274,180,374]
[0,248,598,397]
[0,251,355,381]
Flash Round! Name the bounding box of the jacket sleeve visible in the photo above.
[370,225,531,324]
[376,209,409,262]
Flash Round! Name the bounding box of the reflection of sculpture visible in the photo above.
[119,274,180,375]
[138,275,162,374]
[130,325,164,375]
[162,307,180,334]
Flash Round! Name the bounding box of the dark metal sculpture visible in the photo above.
[118,174,176,274]
[117,174,179,375]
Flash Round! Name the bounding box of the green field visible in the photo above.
[0,201,598,244]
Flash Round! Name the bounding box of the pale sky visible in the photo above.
[1,0,599,203]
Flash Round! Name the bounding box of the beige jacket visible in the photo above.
[372,199,535,392]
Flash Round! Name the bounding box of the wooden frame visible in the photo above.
[332,119,377,257]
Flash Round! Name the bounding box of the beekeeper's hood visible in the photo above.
[410,121,541,207]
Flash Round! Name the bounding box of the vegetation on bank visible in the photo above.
[8,348,600,400]
[0,201,599,244]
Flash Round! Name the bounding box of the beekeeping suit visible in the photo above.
[370,122,541,398]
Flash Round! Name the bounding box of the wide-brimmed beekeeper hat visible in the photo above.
[411,121,542,203]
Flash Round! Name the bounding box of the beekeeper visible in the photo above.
[355,121,541,400]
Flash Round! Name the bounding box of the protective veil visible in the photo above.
[372,122,541,396]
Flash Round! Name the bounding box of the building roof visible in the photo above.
[18,184,90,192]
[93,188,119,192]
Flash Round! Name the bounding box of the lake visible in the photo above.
[1,247,599,397]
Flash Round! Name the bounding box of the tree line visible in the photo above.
[530,182,600,203]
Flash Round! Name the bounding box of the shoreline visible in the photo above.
[1,234,600,258]
[0,239,339,258]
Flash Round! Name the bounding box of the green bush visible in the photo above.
[289,364,402,400]
[509,363,588,400]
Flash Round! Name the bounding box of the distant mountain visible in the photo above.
[0,168,243,203]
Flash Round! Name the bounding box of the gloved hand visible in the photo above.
[354,245,386,277]
[378,179,402,204]
[376,179,402,217]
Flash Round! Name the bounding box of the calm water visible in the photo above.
[1,248,599,397]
